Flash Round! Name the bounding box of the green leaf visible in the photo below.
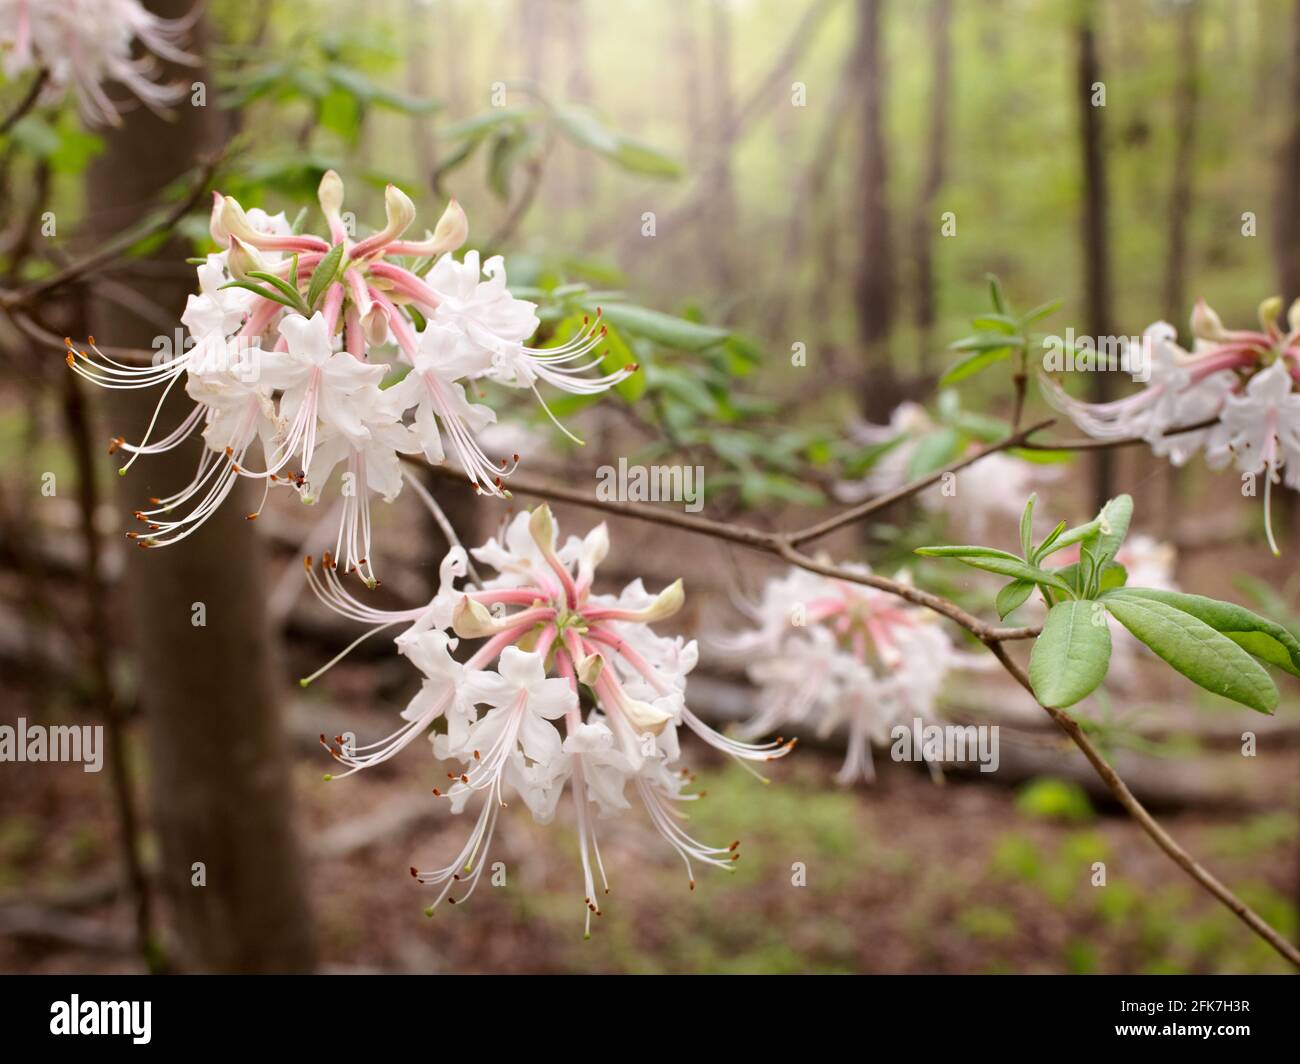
[997,580,1036,620]
[438,107,536,140]
[1020,299,1062,326]
[307,242,345,312]
[1101,595,1278,714]
[1029,601,1112,708]
[1083,494,1132,561]
[988,274,1009,315]
[971,315,1019,334]
[611,137,683,179]
[951,333,1016,352]
[587,302,728,351]
[1098,562,1128,593]
[218,280,304,311]
[553,104,621,154]
[915,545,1025,562]
[1104,588,1300,679]
[940,345,1011,386]
[1019,494,1037,559]
[906,427,961,477]
[915,548,1075,594]
[247,270,308,313]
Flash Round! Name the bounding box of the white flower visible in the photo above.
[0,0,197,127]
[722,564,986,785]
[73,172,643,567]
[1042,299,1300,553]
[310,505,790,933]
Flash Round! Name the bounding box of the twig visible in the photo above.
[0,152,222,311]
[413,451,1300,968]
[0,68,48,137]
[789,418,1056,546]
[985,640,1300,968]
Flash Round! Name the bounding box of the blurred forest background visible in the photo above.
[2,0,1299,974]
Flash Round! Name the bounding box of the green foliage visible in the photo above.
[436,94,681,200]
[1015,778,1095,823]
[941,274,1060,386]
[919,494,1295,712]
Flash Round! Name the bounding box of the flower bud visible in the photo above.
[639,579,685,623]
[318,169,346,219]
[429,198,468,254]
[621,694,673,736]
[528,504,557,554]
[1258,295,1283,336]
[384,184,417,240]
[575,652,605,687]
[362,303,391,347]
[451,596,500,639]
[225,235,267,282]
[209,190,229,248]
[1190,298,1226,342]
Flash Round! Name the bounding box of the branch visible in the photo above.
[13,301,1295,961]
[413,452,1300,968]
[0,68,48,138]
[0,151,223,312]
[985,640,1300,968]
[789,417,1056,547]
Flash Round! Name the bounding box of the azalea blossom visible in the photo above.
[718,564,987,785]
[307,504,793,934]
[67,171,639,578]
[1042,298,1300,554]
[838,401,1049,539]
[0,0,197,127]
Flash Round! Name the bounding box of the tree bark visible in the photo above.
[1162,0,1198,329]
[1276,0,1300,306]
[854,0,896,422]
[1075,0,1115,512]
[86,0,315,973]
[911,0,952,380]
[704,0,738,301]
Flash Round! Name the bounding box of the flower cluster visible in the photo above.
[307,503,792,934]
[1042,299,1300,554]
[68,172,634,583]
[0,0,197,127]
[718,564,985,785]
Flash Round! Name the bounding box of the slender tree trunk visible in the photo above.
[1160,0,1200,542]
[1162,0,1198,330]
[86,0,315,973]
[912,0,952,381]
[1276,0,1300,306]
[1075,0,1115,511]
[854,0,896,421]
[704,0,738,301]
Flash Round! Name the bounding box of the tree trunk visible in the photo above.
[1161,0,1199,541]
[86,0,315,973]
[854,0,896,421]
[911,0,952,381]
[704,0,738,301]
[1276,0,1300,306]
[1075,0,1115,512]
[1162,0,1198,329]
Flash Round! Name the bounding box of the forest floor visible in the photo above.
[2,698,1295,974]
